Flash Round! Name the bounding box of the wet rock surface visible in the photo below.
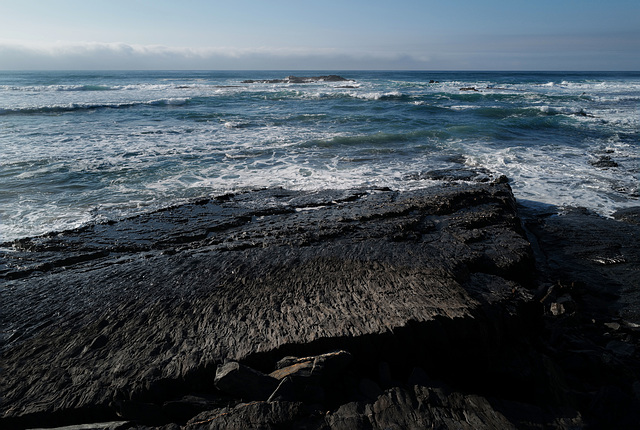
[589,154,619,168]
[1,182,639,429]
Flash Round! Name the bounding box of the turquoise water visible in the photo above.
[1,71,638,241]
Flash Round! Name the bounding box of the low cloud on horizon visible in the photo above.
[0,40,433,70]
[1,38,638,71]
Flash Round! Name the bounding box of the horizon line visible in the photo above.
[2,69,639,73]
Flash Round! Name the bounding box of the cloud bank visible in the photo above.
[0,40,431,70]
[1,38,638,71]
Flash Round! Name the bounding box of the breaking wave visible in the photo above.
[0,98,191,116]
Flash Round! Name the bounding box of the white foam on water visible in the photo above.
[448,105,477,111]
[464,141,639,216]
[2,71,639,242]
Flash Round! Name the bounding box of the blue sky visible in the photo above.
[1,0,638,70]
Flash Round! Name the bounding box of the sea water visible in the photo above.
[1,70,638,242]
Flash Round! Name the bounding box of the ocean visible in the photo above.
[1,70,638,242]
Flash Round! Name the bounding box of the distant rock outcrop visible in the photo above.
[590,154,619,168]
[242,75,351,84]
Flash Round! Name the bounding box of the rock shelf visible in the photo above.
[1,181,639,429]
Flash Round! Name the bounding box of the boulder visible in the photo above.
[214,362,279,401]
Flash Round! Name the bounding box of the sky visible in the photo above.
[0,0,638,70]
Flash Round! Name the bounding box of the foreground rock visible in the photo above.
[185,385,518,430]
[520,205,640,428]
[1,181,639,429]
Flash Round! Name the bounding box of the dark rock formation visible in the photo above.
[521,205,640,325]
[613,206,640,225]
[1,181,639,429]
[590,155,619,168]
[572,109,597,118]
[185,385,518,430]
[519,205,640,428]
[214,362,278,401]
[242,75,351,84]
